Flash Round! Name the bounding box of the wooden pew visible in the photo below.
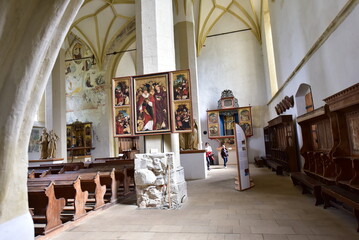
[320,83,359,232]
[28,176,88,221]
[291,106,335,206]
[27,181,66,235]
[65,168,119,203]
[88,160,135,193]
[28,169,49,178]
[28,166,63,175]
[290,172,324,205]
[41,172,106,210]
[40,162,85,174]
[322,184,359,232]
[266,159,283,175]
[93,156,125,163]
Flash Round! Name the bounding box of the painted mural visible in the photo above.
[65,39,107,113]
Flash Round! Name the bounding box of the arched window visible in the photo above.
[263,0,278,97]
[295,83,313,116]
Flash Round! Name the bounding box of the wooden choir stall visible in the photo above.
[290,83,359,232]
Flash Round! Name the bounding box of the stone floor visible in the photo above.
[49,165,358,240]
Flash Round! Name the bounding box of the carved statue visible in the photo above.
[188,120,199,150]
[179,119,199,150]
[37,128,49,159]
[179,132,186,150]
[48,130,59,159]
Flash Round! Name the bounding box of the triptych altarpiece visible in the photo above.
[112,70,193,137]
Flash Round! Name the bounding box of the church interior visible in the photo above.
[0,0,359,239]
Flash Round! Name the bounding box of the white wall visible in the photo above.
[269,0,349,88]
[266,1,359,119]
[263,1,359,167]
[197,13,267,162]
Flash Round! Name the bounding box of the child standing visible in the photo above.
[220,145,229,168]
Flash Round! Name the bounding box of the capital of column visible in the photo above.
[173,0,195,25]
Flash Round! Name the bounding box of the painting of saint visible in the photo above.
[349,117,359,151]
[114,107,132,136]
[209,124,219,137]
[239,109,251,121]
[72,42,83,65]
[113,77,130,106]
[173,101,192,132]
[133,74,171,134]
[208,112,218,123]
[172,70,190,100]
[240,123,252,137]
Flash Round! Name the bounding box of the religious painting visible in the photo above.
[208,124,219,137]
[72,42,83,64]
[347,113,359,153]
[113,77,131,107]
[239,108,251,122]
[238,107,253,137]
[171,70,191,100]
[208,111,219,124]
[239,122,252,137]
[133,74,171,135]
[114,107,132,137]
[173,101,192,133]
[28,127,43,153]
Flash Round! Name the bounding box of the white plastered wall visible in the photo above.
[264,0,359,166]
[197,13,267,163]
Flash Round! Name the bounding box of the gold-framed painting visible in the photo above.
[113,106,132,137]
[207,111,219,124]
[208,124,219,137]
[173,100,192,132]
[133,73,171,134]
[112,77,131,107]
[171,70,191,101]
[238,107,253,137]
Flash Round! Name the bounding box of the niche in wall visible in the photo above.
[295,83,313,116]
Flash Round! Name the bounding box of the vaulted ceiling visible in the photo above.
[69,0,135,67]
[196,0,262,54]
[67,0,263,67]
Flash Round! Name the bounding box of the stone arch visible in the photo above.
[0,1,83,239]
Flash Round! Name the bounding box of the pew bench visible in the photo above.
[42,172,106,210]
[254,156,265,168]
[28,176,88,221]
[65,169,118,203]
[27,181,66,236]
[290,172,324,206]
[322,185,359,232]
[266,159,283,175]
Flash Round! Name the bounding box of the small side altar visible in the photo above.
[206,90,253,139]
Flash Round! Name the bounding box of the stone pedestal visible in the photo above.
[180,150,207,179]
[135,153,187,209]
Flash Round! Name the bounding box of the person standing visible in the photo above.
[220,144,229,168]
[205,142,213,171]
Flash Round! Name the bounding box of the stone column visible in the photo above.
[136,0,177,157]
[135,0,187,205]
[51,49,67,161]
[45,49,67,161]
[0,1,83,239]
[173,0,202,149]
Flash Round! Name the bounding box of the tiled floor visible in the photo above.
[49,165,358,240]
